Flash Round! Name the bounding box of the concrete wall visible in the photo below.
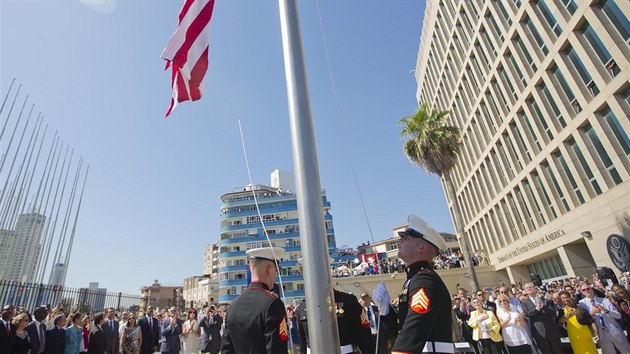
[333,265,509,298]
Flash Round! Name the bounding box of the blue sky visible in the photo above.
[0,0,452,294]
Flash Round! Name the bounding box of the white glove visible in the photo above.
[372,281,391,316]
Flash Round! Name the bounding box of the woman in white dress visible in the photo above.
[496,294,532,354]
[181,309,200,354]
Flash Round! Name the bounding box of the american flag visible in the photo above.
[161,0,216,117]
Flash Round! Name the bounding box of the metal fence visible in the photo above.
[0,280,141,314]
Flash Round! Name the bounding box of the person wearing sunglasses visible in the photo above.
[578,282,630,354]
[520,283,561,354]
[496,294,531,354]
[467,298,503,354]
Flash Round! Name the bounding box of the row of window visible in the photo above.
[463,106,629,254]
[454,86,630,228]
[527,254,568,280]
[420,0,629,111]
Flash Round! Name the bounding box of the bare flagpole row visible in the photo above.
[0,82,89,288]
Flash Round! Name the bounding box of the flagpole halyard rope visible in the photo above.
[314,0,376,246]
[226,3,292,351]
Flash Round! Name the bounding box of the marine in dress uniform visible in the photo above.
[295,290,375,354]
[221,247,289,354]
[392,215,454,354]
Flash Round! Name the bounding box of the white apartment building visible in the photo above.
[415,0,629,284]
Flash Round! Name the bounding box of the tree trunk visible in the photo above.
[443,171,480,292]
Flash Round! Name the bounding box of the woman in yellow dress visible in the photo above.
[559,291,599,354]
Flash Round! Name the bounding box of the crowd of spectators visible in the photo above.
[451,272,630,354]
[0,303,234,354]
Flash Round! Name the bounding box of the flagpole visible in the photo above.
[278,1,340,353]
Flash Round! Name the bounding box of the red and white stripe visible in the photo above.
[161,0,216,117]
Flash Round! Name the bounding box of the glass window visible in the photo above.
[529,98,553,140]
[505,132,523,170]
[524,179,546,224]
[507,52,526,86]
[499,67,518,99]
[561,0,577,15]
[552,66,577,103]
[515,187,535,230]
[584,123,623,185]
[568,138,602,195]
[540,84,566,128]
[554,150,585,205]
[507,193,525,237]
[533,171,558,219]
[494,0,512,25]
[476,43,492,69]
[481,28,497,57]
[601,0,630,45]
[487,13,505,41]
[537,0,563,36]
[526,18,549,55]
[601,107,630,158]
[566,48,599,97]
[497,141,515,179]
[492,79,509,112]
[511,122,532,162]
[480,102,497,134]
[515,37,537,71]
[582,23,613,65]
[543,162,570,213]
[519,110,542,151]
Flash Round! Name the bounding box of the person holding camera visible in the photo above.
[198,306,221,354]
[578,282,630,354]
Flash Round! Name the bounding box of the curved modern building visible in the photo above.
[218,169,337,303]
[415,0,629,284]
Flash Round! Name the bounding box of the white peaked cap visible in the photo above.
[397,215,447,250]
[246,247,286,262]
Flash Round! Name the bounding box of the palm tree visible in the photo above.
[399,102,480,291]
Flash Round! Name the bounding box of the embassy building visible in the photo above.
[414,0,629,284]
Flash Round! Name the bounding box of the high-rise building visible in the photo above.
[3,213,46,283]
[49,263,66,285]
[218,169,336,303]
[415,0,629,284]
[203,242,220,278]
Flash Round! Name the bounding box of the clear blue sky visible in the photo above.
[0,0,452,294]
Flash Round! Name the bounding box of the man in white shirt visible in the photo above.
[578,282,630,354]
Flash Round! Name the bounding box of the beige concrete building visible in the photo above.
[415,0,630,284]
[357,225,459,260]
[182,276,219,308]
[203,242,220,278]
[140,279,183,312]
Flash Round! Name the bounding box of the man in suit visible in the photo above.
[198,305,222,354]
[137,306,158,354]
[159,307,182,354]
[361,292,392,354]
[44,314,66,354]
[579,282,630,354]
[102,308,119,354]
[26,307,48,354]
[521,282,562,354]
[0,305,15,354]
[88,313,106,354]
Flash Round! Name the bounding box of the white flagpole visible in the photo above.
[278,1,340,353]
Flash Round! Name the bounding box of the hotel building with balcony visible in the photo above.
[218,169,337,303]
[414,0,629,284]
